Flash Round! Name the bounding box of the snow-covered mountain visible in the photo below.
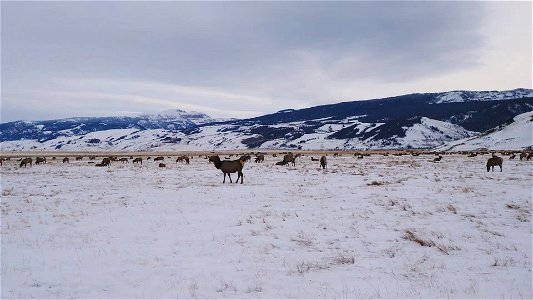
[0,109,217,143]
[431,88,533,104]
[436,111,533,151]
[1,89,532,151]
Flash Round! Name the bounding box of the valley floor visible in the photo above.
[1,154,531,298]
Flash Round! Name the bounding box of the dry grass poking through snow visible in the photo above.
[0,154,531,298]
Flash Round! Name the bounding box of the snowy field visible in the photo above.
[1,153,531,298]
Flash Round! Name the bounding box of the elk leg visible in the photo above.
[239,171,243,184]
[228,173,233,183]
[223,173,226,183]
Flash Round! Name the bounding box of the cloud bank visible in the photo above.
[1,1,531,122]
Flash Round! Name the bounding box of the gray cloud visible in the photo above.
[1,1,530,122]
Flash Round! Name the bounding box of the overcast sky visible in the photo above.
[1,1,531,122]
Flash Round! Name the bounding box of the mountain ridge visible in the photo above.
[1,88,532,151]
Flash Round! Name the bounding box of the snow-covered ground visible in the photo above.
[1,154,531,298]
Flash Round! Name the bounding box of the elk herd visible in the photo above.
[1,150,532,184]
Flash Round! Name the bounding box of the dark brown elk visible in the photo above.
[133,157,142,164]
[468,153,477,157]
[240,155,251,162]
[509,153,516,159]
[519,152,527,160]
[254,154,264,163]
[277,153,296,166]
[119,158,129,163]
[486,156,503,172]
[89,156,96,160]
[63,157,69,163]
[208,155,245,184]
[100,158,111,167]
[154,156,164,161]
[433,156,443,162]
[0,158,4,166]
[176,155,190,164]
[19,158,32,168]
[35,157,46,165]
[159,163,166,168]
[76,156,83,161]
[320,155,327,169]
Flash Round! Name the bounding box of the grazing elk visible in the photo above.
[528,152,533,160]
[119,158,129,163]
[208,155,245,184]
[276,153,296,166]
[35,157,46,165]
[486,156,503,172]
[240,155,251,162]
[154,156,164,161]
[133,157,142,164]
[159,163,166,168]
[89,156,96,160]
[176,155,190,164]
[320,155,327,169]
[254,154,264,163]
[519,152,527,160]
[100,158,111,167]
[63,157,69,163]
[19,158,32,168]
[509,153,516,159]
[76,156,83,161]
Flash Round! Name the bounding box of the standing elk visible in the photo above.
[320,155,327,169]
[208,155,245,184]
[119,158,129,163]
[487,156,503,172]
[154,156,164,161]
[63,157,69,163]
[100,158,111,166]
[254,154,264,163]
[133,157,142,164]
